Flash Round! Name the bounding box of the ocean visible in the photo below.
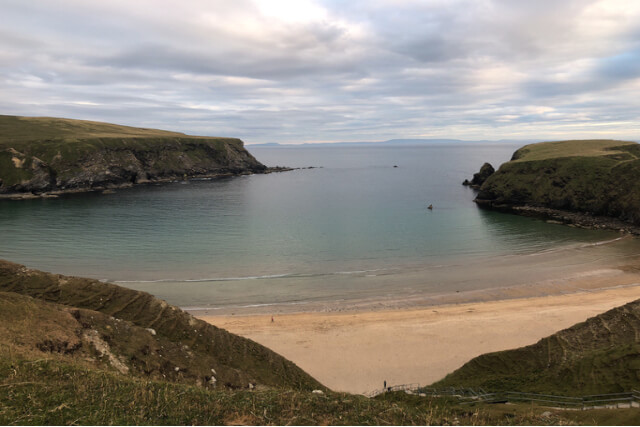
[1,143,639,313]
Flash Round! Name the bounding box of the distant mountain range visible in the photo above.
[247,138,538,147]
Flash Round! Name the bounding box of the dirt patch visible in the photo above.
[82,329,129,374]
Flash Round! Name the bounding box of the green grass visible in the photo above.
[2,354,638,425]
[432,299,640,395]
[511,139,638,162]
[0,115,188,146]
[0,353,620,426]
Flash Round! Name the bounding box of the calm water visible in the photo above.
[1,144,637,311]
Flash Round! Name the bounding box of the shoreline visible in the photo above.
[474,201,640,235]
[197,275,640,395]
[185,257,640,317]
[180,234,640,318]
[0,166,295,200]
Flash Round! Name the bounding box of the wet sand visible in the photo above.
[197,274,640,395]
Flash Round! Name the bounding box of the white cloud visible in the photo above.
[0,0,639,142]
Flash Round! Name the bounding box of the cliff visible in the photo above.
[0,115,268,197]
[474,139,640,230]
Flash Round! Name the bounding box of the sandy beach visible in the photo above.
[198,276,640,395]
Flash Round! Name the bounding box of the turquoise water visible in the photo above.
[0,144,636,311]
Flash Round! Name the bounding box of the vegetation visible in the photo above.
[476,139,640,225]
[509,139,637,162]
[2,348,638,425]
[0,115,267,196]
[1,259,639,424]
[433,298,640,395]
[0,260,322,391]
[0,354,566,425]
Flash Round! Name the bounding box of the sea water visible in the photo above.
[1,144,639,312]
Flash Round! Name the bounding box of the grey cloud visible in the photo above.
[1,0,640,142]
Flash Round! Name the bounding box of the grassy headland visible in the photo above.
[475,139,640,230]
[0,115,269,198]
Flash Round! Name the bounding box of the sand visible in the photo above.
[198,279,640,395]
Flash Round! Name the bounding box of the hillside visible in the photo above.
[1,260,639,424]
[0,259,322,391]
[474,139,640,229]
[0,115,268,197]
[2,349,597,426]
[0,294,634,426]
[432,297,640,395]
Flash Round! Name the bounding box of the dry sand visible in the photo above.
[198,275,640,395]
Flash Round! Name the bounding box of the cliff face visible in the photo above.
[0,116,267,196]
[474,140,640,226]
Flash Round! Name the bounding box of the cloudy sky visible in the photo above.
[2,0,640,143]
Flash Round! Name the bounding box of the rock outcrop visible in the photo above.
[462,162,494,188]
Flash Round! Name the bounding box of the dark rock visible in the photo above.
[463,162,494,188]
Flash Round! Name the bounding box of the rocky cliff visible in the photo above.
[473,139,640,230]
[0,115,268,197]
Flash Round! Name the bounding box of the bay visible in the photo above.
[1,143,637,312]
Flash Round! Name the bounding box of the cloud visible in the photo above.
[1,0,640,142]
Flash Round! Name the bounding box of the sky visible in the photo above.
[2,0,640,144]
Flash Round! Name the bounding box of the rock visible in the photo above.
[463,162,495,188]
[312,389,324,394]
[145,328,156,336]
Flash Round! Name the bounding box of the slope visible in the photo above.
[432,297,640,395]
[0,259,322,391]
